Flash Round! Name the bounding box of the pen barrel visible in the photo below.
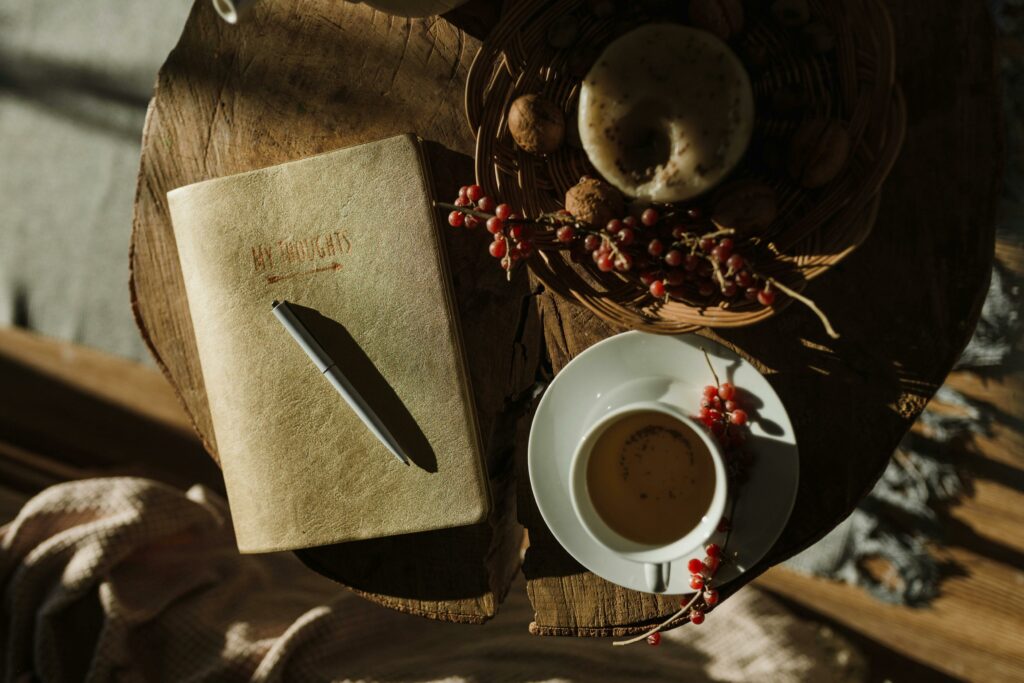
[323,365,409,465]
[272,301,332,371]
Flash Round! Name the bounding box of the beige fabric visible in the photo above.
[1,477,867,682]
[167,134,487,553]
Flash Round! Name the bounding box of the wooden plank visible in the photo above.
[0,326,221,493]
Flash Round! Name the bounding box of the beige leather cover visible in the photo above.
[167,134,488,553]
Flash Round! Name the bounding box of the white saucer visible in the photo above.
[528,331,799,594]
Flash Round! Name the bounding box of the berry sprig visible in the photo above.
[613,349,751,648]
[613,542,725,647]
[698,349,754,483]
[436,185,839,339]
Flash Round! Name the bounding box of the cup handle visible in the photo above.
[644,562,670,593]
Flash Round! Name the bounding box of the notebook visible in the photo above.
[167,134,489,552]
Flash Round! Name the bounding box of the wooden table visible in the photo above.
[130,0,998,635]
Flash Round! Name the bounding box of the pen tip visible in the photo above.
[271,299,280,308]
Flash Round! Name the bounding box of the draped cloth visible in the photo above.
[0,478,865,682]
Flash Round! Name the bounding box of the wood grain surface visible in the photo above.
[130,0,999,633]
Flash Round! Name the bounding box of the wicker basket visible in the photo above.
[464,0,905,333]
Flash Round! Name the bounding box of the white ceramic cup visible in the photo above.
[569,401,728,593]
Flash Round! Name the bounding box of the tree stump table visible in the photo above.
[130,0,998,635]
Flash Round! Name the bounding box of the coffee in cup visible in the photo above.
[570,401,727,593]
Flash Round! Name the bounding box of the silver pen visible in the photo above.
[271,300,410,466]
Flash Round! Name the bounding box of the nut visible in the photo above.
[772,0,810,27]
[508,94,565,155]
[689,0,744,41]
[565,177,625,228]
[711,180,778,235]
[788,119,850,188]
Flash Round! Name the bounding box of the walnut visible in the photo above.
[508,95,565,155]
[711,180,778,235]
[788,119,850,188]
[565,177,625,228]
[689,0,744,41]
[772,0,810,27]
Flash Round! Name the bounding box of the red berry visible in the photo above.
[458,185,469,200]
[614,253,634,271]
[757,289,776,306]
[703,385,719,399]
[606,218,623,234]
[494,203,511,220]
[744,287,760,301]
[648,238,665,256]
[597,255,615,272]
[664,249,683,267]
[465,216,481,229]
[665,269,685,286]
[641,207,660,226]
[556,225,575,243]
[718,238,734,252]
[704,554,720,572]
[730,409,748,426]
[736,270,754,288]
[489,239,507,259]
[623,215,638,228]
[721,282,738,298]
[698,406,712,421]
[647,632,662,646]
[455,196,470,207]
[584,234,601,251]
[699,237,716,252]
[718,383,736,401]
[711,245,730,263]
[477,196,496,213]
[726,254,745,272]
[690,574,704,590]
[486,216,504,234]
[617,227,635,246]
[649,280,666,297]
[707,409,723,422]
[466,184,484,202]
[684,254,701,272]
[698,281,715,297]
[706,543,722,558]
[448,211,465,228]
[724,400,738,412]
[509,224,525,241]
[672,226,687,239]
[690,610,706,625]
[518,240,534,256]
[704,588,719,605]
[688,558,705,574]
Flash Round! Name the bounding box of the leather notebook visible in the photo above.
[167,134,489,553]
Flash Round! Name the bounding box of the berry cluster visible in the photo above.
[642,542,724,647]
[439,184,838,338]
[448,184,535,272]
[442,189,781,308]
[699,380,754,482]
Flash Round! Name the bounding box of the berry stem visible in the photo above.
[612,592,703,647]
[752,272,840,339]
[700,347,721,388]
